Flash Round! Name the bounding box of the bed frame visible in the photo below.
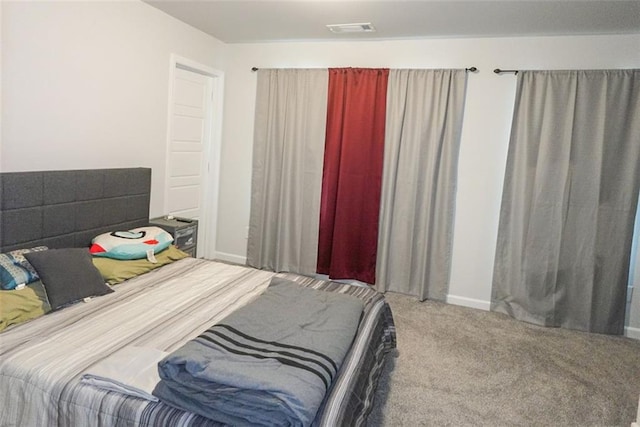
[0,168,151,252]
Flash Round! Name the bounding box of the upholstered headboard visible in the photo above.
[0,168,151,252]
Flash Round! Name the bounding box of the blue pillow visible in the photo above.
[0,246,49,290]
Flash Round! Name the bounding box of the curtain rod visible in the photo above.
[494,68,519,75]
[251,66,479,72]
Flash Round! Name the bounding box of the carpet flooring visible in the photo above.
[367,292,640,426]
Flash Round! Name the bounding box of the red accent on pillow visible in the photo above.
[90,244,106,254]
[143,239,159,245]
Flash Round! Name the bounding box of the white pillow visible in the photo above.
[90,227,173,261]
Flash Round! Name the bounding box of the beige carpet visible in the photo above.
[367,292,640,426]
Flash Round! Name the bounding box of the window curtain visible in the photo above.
[492,70,640,334]
[317,68,389,284]
[247,69,328,275]
[376,69,468,301]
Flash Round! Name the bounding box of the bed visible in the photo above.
[0,168,396,426]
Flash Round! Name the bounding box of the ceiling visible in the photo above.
[145,0,640,44]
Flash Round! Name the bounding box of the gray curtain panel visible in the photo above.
[376,69,468,301]
[247,69,328,275]
[492,70,640,334]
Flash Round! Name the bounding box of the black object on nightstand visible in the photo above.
[149,216,198,257]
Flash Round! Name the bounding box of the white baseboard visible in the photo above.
[213,251,247,265]
[625,325,640,340]
[444,296,640,339]
[446,294,491,311]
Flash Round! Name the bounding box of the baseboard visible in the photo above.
[446,294,491,311]
[213,251,247,266]
[444,298,640,338]
[624,325,640,340]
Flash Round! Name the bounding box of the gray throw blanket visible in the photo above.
[153,277,364,427]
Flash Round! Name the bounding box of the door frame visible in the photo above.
[165,54,224,259]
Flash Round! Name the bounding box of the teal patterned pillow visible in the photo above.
[0,246,48,290]
[9,246,48,277]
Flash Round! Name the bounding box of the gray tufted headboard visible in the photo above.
[0,168,151,252]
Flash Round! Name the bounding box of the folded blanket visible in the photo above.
[153,277,364,427]
[82,346,168,401]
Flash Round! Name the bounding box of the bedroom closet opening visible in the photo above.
[165,56,224,259]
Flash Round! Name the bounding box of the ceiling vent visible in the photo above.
[326,23,376,34]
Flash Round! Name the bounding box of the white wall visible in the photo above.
[0,1,4,167]
[1,0,227,216]
[217,34,640,334]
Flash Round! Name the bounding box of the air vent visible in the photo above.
[326,23,376,34]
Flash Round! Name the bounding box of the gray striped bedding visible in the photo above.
[0,258,396,426]
[155,277,365,426]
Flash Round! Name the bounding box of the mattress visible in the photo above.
[0,258,396,426]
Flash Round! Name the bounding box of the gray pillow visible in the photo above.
[25,248,113,311]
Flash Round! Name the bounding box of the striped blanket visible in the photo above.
[0,259,396,427]
[154,277,364,426]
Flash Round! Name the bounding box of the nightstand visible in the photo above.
[149,216,198,257]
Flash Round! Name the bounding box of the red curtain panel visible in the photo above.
[317,68,389,284]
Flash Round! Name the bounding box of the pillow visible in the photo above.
[93,245,190,285]
[90,227,174,261]
[0,281,51,332]
[0,246,48,290]
[0,256,29,291]
[25,248,113,311]
[9,246,49,276]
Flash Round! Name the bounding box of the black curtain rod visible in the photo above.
[494,68,519,75]
[252,66,479,72]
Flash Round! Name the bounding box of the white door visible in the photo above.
[166,66,213,257]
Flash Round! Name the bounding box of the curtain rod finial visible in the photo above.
[251,67,259,72]
[466,67,478,73]
[494,68,519,75]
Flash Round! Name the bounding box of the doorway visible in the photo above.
[165,55,223,259]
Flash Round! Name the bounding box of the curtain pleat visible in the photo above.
[376,69,467,301]
[247,69,328,275]
[492,70,640,334]
[317,68,389,284]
